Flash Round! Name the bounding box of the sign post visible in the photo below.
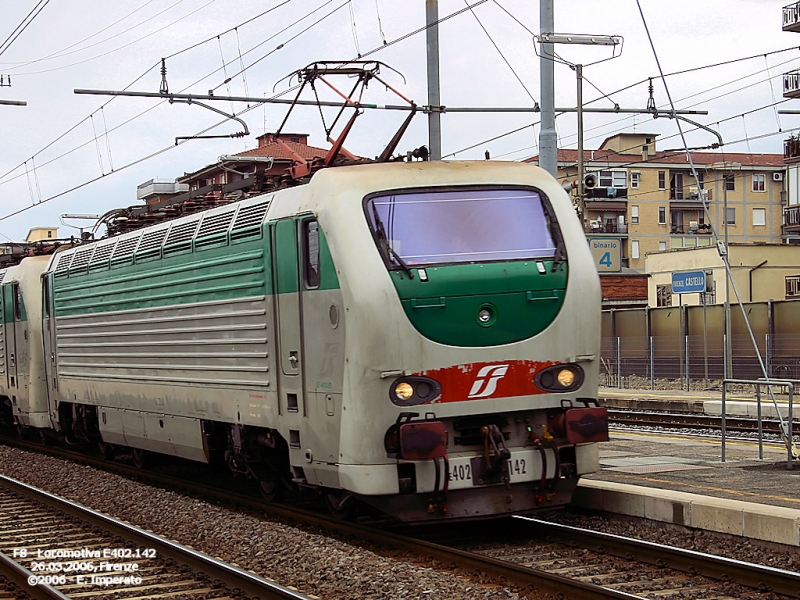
[588,238,621,272]
[672,270,706,294]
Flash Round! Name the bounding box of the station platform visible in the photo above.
[599,386,797,420]
[572,387,800,546]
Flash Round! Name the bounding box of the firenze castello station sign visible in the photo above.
[671,270,707,294]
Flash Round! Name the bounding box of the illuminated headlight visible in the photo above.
[534,364,584,392]
[389,377,442,406]
[395,382,414,400]
[557,369,575,387]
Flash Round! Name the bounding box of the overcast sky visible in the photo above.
[0,0,796,241]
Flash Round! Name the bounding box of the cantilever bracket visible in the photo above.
[170,98,249,145]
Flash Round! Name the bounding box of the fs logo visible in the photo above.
[468,364,509,398]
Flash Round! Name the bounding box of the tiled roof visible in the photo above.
[235,139,330,161]
[527,149,785,168]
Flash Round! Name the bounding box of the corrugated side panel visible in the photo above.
[52,245,270,388]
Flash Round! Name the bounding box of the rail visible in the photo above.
[721,378,796,468]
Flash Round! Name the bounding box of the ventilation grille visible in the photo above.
[165,219,200,246]
[196,209,236,238]
[54,252,72,273]
[138,228,168,253]
[90,242,116,265]
[111,234,141,261]
[232,199,270,230]
[69,247,95,271]
[0,271,6,285]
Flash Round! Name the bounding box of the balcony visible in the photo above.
[783,206,800,235]
[669,188,711,202]
[784,2,800,32]
[785,136,800,163]
[784,70,800,98]
[585,186,628,199]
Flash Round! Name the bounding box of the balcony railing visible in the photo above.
[784,205,800,227]
[585,223,628,235]
[669,188,711,201]
[586,186,628,199]
[784,2,800,32]
[785,136,800,162]
[784,70,800,98]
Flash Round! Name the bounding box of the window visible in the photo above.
[659,241,667,251]
[726,207,736,224]
[631,240,640,259]
[656,284,672,307]
[631,205,639,224]
[696,171,704,189]
[787,275,800,298]
[12,283,22,321]
[303,220,321,289]
[47,231,53,238]
[658,206,666,224]
[630,172,640,189]
[753,207,766,226]
[365,188,557,266]
[670,172,684,199]
[658,171,666,190]
[598,170,627,189]
[724,173,735,191]
[752,173,766,192]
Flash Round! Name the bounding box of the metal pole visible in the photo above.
[576,64,584,225]
[724,182,732,379]
[703,301,709,388]
[756,384,763,460]
[721,381,727,462]
[538,0,557,177]
[685,334,690,392]
[616,336,621,388]
[649,335,655,391]
[425,0,442,160]
[789,385,794,470]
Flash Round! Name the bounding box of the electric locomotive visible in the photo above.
[1,159,607,522]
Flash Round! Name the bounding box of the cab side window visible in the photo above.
[13,283,22,321]
[303,219,321,290]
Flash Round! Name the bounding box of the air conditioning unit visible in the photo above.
[774,172,785,182]
[689,221,699,231]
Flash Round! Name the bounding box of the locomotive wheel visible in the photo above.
[97,441,116,460]
[132,448,148,469]
[326,491,356,520]
[258,478,282,503]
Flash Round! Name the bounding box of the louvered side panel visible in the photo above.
[0,316,5,380]
[54,296,270,388]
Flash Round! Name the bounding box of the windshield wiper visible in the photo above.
[371,203,414,279]
[551,226,567,272]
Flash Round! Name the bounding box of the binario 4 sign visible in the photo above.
[672,270,706,294]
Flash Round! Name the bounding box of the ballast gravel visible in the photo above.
[1,444,797,599]
[0,446,531,600]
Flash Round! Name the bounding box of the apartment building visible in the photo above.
[528,133,786,271]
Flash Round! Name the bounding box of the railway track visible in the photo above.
[0,473,312,600]
[608,408,796,435]
[2,432,800,599]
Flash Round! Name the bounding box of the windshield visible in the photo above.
[365,188,558,266]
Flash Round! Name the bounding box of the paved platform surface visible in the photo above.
[573,387,800,546]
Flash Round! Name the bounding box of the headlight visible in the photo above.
[395,382,414,400]
[534,364,584,392]
[557,368,575,387]
[389,377,442,406]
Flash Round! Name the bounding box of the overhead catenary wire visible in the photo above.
[0,0,51,57]
[464,0,537,106]
[635,0,797,457]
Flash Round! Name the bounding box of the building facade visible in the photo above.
[529,133,786,271]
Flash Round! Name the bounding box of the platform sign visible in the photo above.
[672,270,706,293]
[587,238,621,272]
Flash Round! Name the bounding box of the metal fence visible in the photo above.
[600,333,800,390]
